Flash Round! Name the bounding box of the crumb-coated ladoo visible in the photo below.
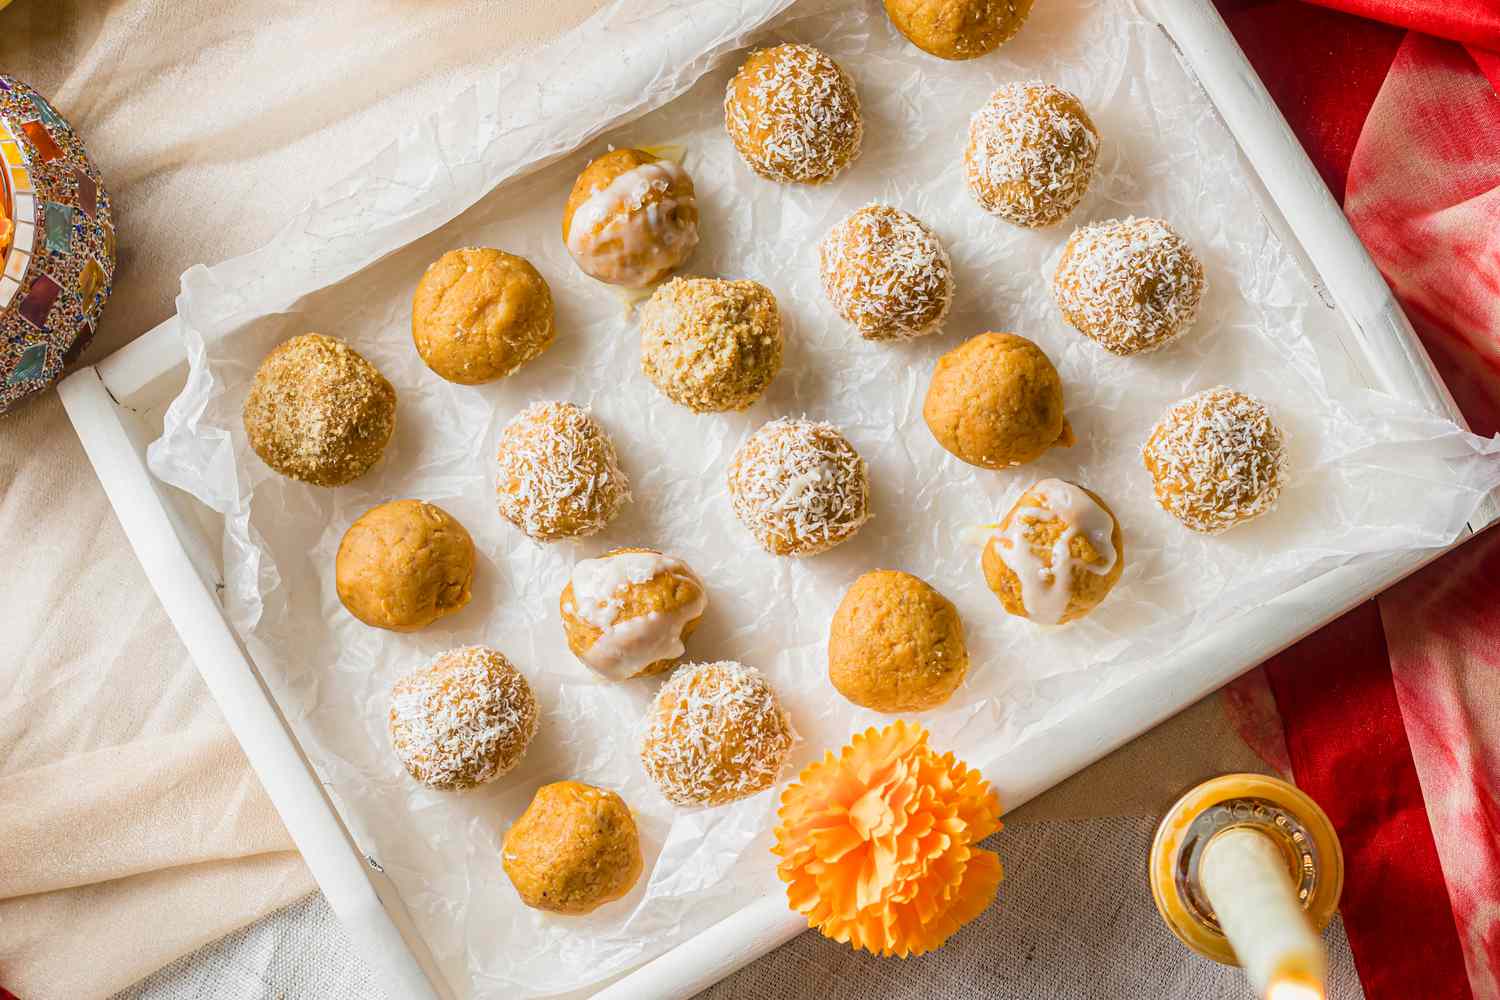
[828,570,968,712]
[923,332,1074,469]
[965,82,1099,229]
[563,147,699,288]
[640,277,783,412]
[724,43,863,186]
[728,417,871,557]
[641,661,793,807]
[336,499,474,632]
[818,204,954,342]
[1053,218,1205,356]
[1142,386,1287,534]
[502,781,643,915]
[411,247,554,384]
[982,479,1124,625]
[885,0,1035,60]
[495,401,631,542]
[243,333,396,487]
[560,547,707,681]
[388,646,538,790]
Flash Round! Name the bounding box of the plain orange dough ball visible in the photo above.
[502,781,643,915]
[336,499,474,632]
[828,570,968,712]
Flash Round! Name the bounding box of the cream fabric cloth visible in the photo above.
[0,3,1273,998]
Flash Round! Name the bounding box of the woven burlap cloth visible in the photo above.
[0,3,1292,997]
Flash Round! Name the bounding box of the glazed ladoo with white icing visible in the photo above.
[495,400,631,542]
[640,660,794,807]
[981,479,1124,625]
[818,204,954,342]
[562,147,699,288]
[885,0,1035,60]
[559,547,708,681]
[964,81,1100,229]
[243,333,396,488]
[724,43,863,185]
[639,277,783,412]
[727,417,872,557]
[1053,218,1206,356]
[1142,386,1287,534]
[923,332,1074,469]
[387,645,539,791]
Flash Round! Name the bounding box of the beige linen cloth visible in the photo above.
[0,3,1274,997]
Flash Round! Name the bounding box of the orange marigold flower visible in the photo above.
[771,720,1003,957]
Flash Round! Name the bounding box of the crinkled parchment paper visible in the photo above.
[148,0,1500,995]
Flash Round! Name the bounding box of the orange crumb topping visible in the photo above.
[772,721,1004,957]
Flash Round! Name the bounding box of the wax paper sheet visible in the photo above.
[147,0,1500,995]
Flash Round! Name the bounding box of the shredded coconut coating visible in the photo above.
[639,277,783,412]
[818,203,954,341]
[242,333,396,487]
[640,661,793,807]
[964,81,1099,229]
[724,43,863,185]
[495,400,631,542]
[727,417,872,557]
[1142,386,1287,534]
[388,645,539,790]
[1053,217,1205,356]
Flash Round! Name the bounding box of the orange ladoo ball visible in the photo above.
[336,499,474,632]
[964,81,1099,229]
[724,43,863,186]
[828,570,968,712]
[559,547,707,681]
[562,148,699,288]
[923,332,1074,469]
[885,0,1035,60]
[243,333,396,487]
[502,781,643,915]
[727,417,871,556]
[1053,218,1206,356]
[640,661,794,807]
[1142,386,1287,534]
[411,247,554,384]
[494,400,631,542]
[981,478,1124,625]
[387,646,539,791]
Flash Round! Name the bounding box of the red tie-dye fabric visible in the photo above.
[1214,2,1500,997]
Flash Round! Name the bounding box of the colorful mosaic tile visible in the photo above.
[74,167,96,218]
[42,201,69,253]
[18,273,60,328]
[20,121,61,163]
[31,94,65,132]
[77,257,103,309]
[0,76,116,413]
[6,342,44,384]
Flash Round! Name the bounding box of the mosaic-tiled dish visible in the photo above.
[0,76,115,414]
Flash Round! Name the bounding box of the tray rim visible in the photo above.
[57,0,1500,997]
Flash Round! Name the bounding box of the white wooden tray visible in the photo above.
[58,1,1499,997]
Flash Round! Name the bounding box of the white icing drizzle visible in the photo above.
[568,551,706,680]
[994,479,1117,625]
[566,159,699,288]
